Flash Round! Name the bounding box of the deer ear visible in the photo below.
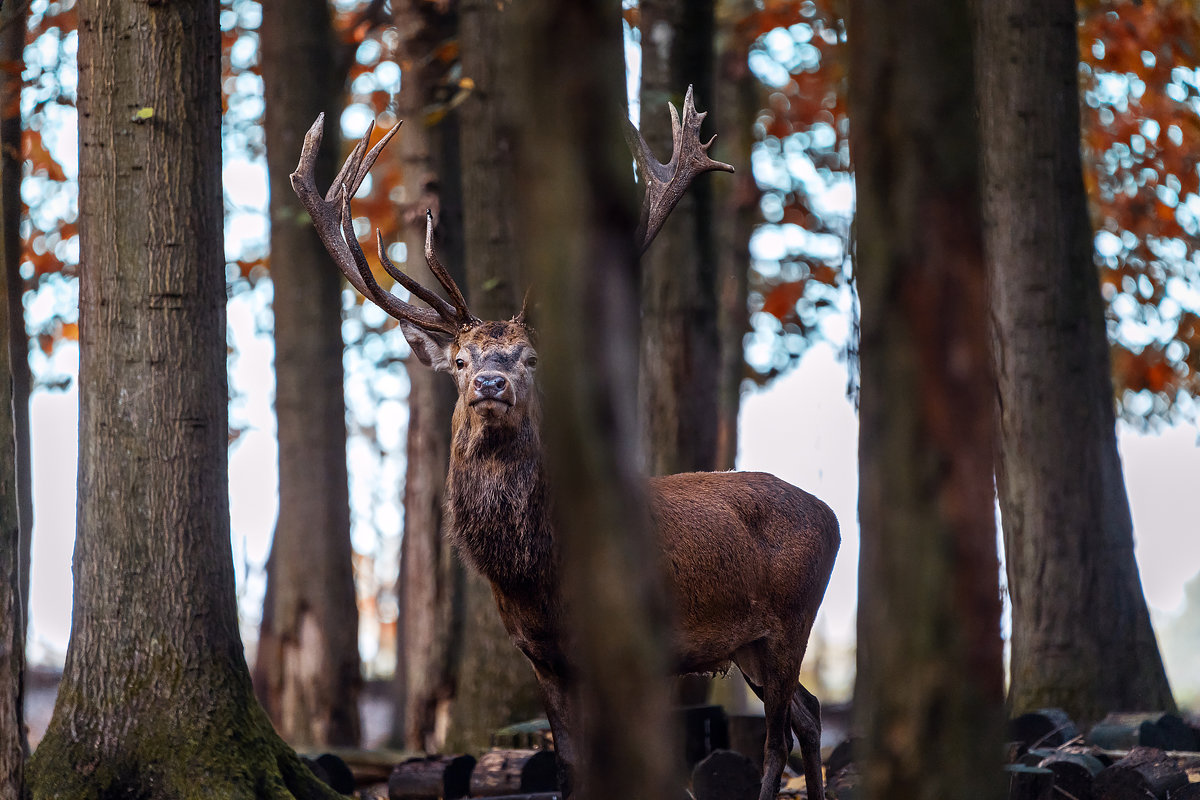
[400,322,454,372]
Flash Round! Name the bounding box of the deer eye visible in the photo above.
[526,356,538,368]
[455,358,466,370]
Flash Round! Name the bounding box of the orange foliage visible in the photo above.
[1079,0,1200,421]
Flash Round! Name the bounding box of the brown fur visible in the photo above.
[407,318,840,800]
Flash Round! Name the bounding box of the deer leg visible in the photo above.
[789,682,824,800]
[758,678,795,800]
[534,670,577,798]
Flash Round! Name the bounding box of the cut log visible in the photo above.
[1009,708,1079,754]
[826,737,859,781]
[492,718,554,750]
[727,714,767,765]
[827,763,861,800]
[1169,782,1200,800]
[469,749,559,797]
[1094,746,1188,800]
[388,754,476,800]
[1005,764,1054,800]
[1089,713,1200,753]
[299,746,420,785]
[691,749,761,800]
[1036,751,1105,800]
[678,705,731,767]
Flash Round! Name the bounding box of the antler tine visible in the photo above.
[375,230,459,324]
[292,113,461,332]
[627,84,735,254]
[424,210,478,326]
[339,190,452,332]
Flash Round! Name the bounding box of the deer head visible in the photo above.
[289,89,731,399]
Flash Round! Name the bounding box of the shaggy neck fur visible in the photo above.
[445,398,555,598]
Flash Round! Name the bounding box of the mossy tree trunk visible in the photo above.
[849,0,1006,798]
[638,0,722,481]
[508,1,679,797]
[975,0,1175,725]
[390,0,469,753]
[2,0,32,647]
[255,0,362,748]
[444,0,546,751]
[25,2,342,797]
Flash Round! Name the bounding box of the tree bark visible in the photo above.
[1,3,29,793]
[390,0,467,753]
[508,1,679,797]
[975,0,1175,724]
[0,43,26,790]
[2,0,33,648]
[25,2,340,796]
[446,0,546,751]
[849,1,1006,798]
[711,0,757,474]
[638,0,721,478]
[256,0,362,748]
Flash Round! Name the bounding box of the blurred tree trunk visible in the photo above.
[257,0,361,747]
[707,0,760,713]
[849,0,1005,798]
[2,0,32,646]
[976,0,1175,724]
[509,1,679,797]
[0,10,26,781]
[25,2,340,795]
[639,0,721,481]
[390,0,468,753]
[712,0,757,475]
[443,0,546,751]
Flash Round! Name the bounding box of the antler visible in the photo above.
[625,85,735,254]
[290,113,478,334]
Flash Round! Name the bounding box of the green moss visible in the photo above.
[27,675,348,800]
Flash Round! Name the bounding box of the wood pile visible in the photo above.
[1005,708,1200,800]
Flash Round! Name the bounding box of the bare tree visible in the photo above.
[25,2,341,795]
[849,0,1006,797]
[639,0,723,481]
[255,0,362,748]
[2,0,32,643]
[390,0,468,753]
[976,0,1174,723]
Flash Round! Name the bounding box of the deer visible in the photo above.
[291,89,840,800]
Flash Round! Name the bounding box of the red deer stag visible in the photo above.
[291,91,840,800]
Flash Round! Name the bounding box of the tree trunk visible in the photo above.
[706,0,760,713]
[25,3,339,796]
[1,3,29,792]
[975,0,1175,725]
[849,1,1006,798]
[0,39,26,787]
[638,0,721,478]
[256,0,362,748]
[1,0,32,647]
[445,0,547,751]
[390,0,467,752]
[508,1,679,798]
[712,0,757,474]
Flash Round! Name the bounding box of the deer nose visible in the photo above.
[473,372,508,398]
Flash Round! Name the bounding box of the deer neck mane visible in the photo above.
[445,401,555,596]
